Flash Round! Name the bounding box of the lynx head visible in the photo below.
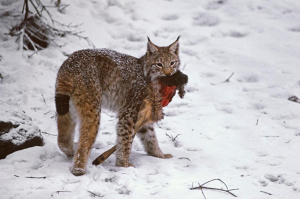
[144,37,181,80]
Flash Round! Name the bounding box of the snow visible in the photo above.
[1,0,300,198]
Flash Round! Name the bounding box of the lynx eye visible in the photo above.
[156,63,163,68]
[170,61,177,68]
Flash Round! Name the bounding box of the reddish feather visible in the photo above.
[159,82,177,107]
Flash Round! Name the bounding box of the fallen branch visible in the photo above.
[9,1,94,56]
[190,179,238,198]
[10,15,94,54]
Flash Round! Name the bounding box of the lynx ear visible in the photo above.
[147,36,158,54]
[169,36,180,55]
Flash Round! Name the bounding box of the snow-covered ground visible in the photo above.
[1,0,300,198]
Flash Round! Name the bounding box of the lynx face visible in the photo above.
[145,37,181,80]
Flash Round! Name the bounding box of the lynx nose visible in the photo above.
[164,68,172,76]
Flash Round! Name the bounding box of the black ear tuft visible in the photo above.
[147,37,158,54]
[169,36,180,55]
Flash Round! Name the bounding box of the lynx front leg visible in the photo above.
[137,123,172,159]
[115,111,136,167]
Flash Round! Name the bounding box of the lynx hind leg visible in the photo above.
[56,94,76,156]
[137,123,173,159]
[71,95,101,176]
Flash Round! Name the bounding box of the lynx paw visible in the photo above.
[163,154,173,159]
[58,145,75,156]
[116,161,134,168]
[128,163,134,167]
[116,163,134,168]
[149,152,173,159]
[71,167,85,176]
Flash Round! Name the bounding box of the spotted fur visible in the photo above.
[55,37,181,176]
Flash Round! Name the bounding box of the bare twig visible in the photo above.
[166,133,181,141]
[190,179,238,198]
[179,157,190,161]
[24,31,38,51]
[41,93,46,104]
[44,111,51,115]
[54,0,69,13]
[14,175,46,179]
[224,72,234,82]
[53,20,83,28]
[174,134,181,140]
[166,133,172,139]
[200,179,228,190]
[260,191,272,195]
[262,136,279,138]
[87,190,102,197]
[211,72,234,85]
[22,0,30,20]
[19,29,25,52]
[182,63,187,70]
[27,176,46,179]
[28,50,39,59]
[55,0,61,7]
[56,191,71,194]
[51,190,71,196]
[199,183,207,199]
[42,131,57,136]
[29,0,54,23]
[58,4,69,13]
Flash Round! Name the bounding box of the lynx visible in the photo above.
[55,37,187,176]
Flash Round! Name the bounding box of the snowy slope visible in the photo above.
[1,0,300,198]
